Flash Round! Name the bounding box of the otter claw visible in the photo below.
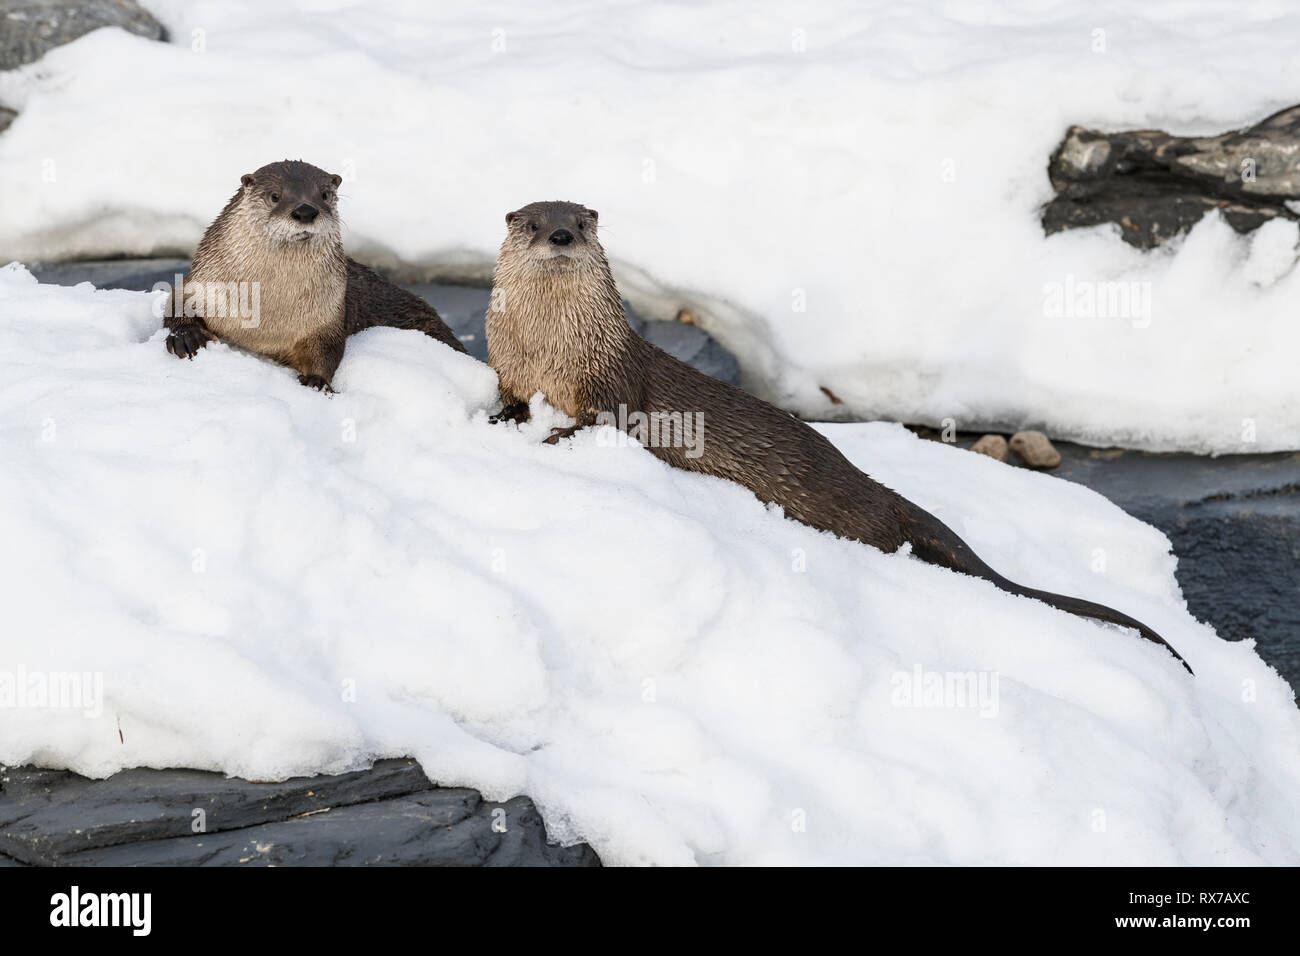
[490,402,531,426]
[544,425,581,445]
[298,374,335,394]
[165,325,213,360]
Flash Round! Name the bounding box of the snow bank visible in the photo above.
[0,1,1298,452]
[1,264,1297,865]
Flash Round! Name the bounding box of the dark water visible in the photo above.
[1037,441,1299,690]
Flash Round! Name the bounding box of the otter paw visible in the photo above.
[298,374,335,394]
[165,324,215,360]
[489,402,531,426]
[543,425,581,445]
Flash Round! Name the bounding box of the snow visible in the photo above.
[1,1,1298,452]
[2,263,1298,866]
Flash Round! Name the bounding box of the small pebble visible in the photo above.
[970,434,1009,462]
[1009,430,1061,469]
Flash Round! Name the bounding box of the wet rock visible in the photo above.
[1043,105,1300,248]
[30,257,190,292]
[400,280,490,356]
[638,315,741,385]
[970,434,1009,462]
[0,759,600,867]
[1009,430,1061,469]
[0,0,167,72]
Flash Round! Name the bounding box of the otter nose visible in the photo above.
[549,228,574,246]
[291,203,319,223]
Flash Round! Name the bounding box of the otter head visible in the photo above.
[501,201,602,271]
[239,160,343,245]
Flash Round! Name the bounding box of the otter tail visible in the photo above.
[905,511,1193,674]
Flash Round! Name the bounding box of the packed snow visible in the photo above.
[1,264,1297,865]
[1,1,1298,452]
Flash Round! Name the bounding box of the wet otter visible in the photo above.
[486,201,1192,673]
[163,160,465,391]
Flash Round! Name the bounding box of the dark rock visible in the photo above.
[1043,105,1300,248]
[0,0,167,72]
[402,281,492,359]
[29,257,190,292]
[0,759,600,867]
[639,316,741,385]
[0,759,427,860]
[0,107,16,135]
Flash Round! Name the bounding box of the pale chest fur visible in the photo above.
[488,274,621,419]
[188,210,345,355]
[488,319,587,417]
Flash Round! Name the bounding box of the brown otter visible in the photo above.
[163,159,465,391]
[486,200,1192,674]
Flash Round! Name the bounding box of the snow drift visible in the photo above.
[1,264,1297,865]
[0,1,1297,452]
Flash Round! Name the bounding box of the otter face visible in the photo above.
[502,201,600,266]
[240,160,343,244]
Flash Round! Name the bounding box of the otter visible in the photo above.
[163,159,465,391]
[486,201,1192,674]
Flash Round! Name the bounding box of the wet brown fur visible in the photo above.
[164,159,464,390]
[487,200,1192,673]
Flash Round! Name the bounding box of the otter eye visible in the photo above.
[321,190,331,202]
[527,221,538,233]
[270,192,280,203]
[577,221,584,231]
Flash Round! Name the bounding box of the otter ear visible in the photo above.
[240,174,255,188]
[505,210,521,227]
[329,174,342,188]
[585,208,598,224]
